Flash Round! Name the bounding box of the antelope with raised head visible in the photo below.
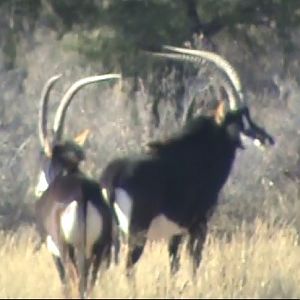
[34,73,121,298]
[99,46,275,279]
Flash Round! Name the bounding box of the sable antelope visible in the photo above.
[34,73,121,298]
[99,46,275,278]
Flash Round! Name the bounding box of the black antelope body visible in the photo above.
[34,74,121,298]
[99,46,275,278]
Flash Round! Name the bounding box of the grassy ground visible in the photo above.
[0,219,299,299]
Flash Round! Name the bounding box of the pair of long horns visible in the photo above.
[147,45,245,117]
[38,73,121,156]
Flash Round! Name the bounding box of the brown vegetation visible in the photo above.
[1,219,300,298]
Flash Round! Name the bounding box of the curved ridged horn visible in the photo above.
[53,74,122,141]
[38,74,63,157]
[148,45,244,111]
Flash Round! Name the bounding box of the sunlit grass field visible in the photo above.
[1,219,300,299]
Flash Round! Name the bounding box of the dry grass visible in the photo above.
[0,219,300,299]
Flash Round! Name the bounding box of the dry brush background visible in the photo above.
[0,16,300,299]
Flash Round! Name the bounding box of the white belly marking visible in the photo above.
[112,189,187,241]
[147,214,187,241]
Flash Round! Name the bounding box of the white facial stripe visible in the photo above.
[46,235,61,257]
[60,200,103,259]
[147,214,187,241]
[35,171,49,198]
[114,188,132,235]
[254,138,265,150]
[242,115,251,131]
[239,132,248,145]
[240,132,265,151]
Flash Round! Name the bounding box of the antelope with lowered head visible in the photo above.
[34,73,121,298]
[99,46,275,278]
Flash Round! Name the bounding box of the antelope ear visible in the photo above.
[74,129,90,146]
[214,100,226,125]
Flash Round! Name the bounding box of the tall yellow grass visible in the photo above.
[0,219,299,299]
